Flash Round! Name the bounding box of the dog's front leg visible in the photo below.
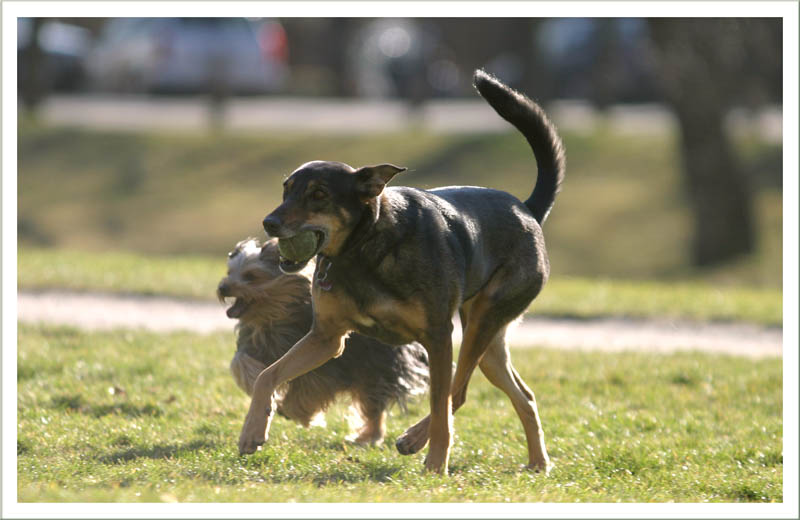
[238,326,347,455]
[422,331,454,474]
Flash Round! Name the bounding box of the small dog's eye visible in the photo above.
[311,189,328,201]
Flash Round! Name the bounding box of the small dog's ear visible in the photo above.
[260,238,279,259]
[230,238,258,259]
[354,164,406,200]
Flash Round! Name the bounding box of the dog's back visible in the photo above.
[312,72,565,320]
[425,71,565,297]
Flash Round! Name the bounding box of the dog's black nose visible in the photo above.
[262,215,281,236]
[217,281,230,297]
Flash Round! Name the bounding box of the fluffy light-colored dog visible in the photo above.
[218,238,429,444]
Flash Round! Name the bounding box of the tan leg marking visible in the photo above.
[479,336,552,473]
[396,294,503,458]
[422,331,454,473]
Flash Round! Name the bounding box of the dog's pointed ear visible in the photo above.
[354,164,406,200]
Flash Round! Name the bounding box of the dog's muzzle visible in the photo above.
[262,215,284,237]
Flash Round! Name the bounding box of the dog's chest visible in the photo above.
[314,255,428,346]
[350,299,426,346]
[352,317,414,346]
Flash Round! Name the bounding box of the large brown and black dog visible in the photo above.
[238,69,565,474]
[218,238,429,445]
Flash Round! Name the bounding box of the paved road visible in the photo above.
[35,95,782,142]
[17,290,782,359]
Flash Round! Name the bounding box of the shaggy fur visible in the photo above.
[218,238,429,444]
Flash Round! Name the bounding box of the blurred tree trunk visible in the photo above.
[20,18,48,113]
[648,19,757,266]
[672,94,754,266]
[326,18,353,96]
[207,54,229,130]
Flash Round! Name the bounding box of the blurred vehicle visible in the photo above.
[536,18,658,106]
[18,18,92,91]
[346,19,462,102]
[85,18,288,95]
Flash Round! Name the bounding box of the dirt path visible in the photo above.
[17,290,782,358]
[41,95,782,143]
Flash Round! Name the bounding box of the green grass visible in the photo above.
[17,246,223,300]
[17,123,783,287]
[532,277,782,326]
[17,324,782,502]
[17,247,782,325]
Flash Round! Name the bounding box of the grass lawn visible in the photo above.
[17,124,783,288]
[17,246,783,326]
[17,324,782,503]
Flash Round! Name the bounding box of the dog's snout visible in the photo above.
[218,280,231,297]
[262,215,282,237]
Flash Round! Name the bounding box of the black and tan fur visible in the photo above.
[219,238,429,445]
[238,69,565,475]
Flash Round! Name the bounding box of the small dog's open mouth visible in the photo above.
[278,230,326,273]
[225,298,249,318]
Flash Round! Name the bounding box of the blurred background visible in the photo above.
[17,17,783,288]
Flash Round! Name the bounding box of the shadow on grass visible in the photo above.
[50,394,164,418]
[309,463,405,486]
[98,440,216,465]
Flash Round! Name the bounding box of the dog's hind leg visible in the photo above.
[348,410,386,446]
[347,391,387,445]
[479,334,551,474]
[275,389,326,428]
[396,265,544,466]
[395,294,509,458]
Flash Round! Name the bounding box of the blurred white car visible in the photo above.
[86,17,288,94]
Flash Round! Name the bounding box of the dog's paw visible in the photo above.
[423,451,448,474]
[525,459,553,476]
[238,436,265,455]
[308,412,327,429]
[395,423,429,455]
[346,432,383,446]
[238,411,270,455]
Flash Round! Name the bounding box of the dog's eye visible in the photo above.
[242,272,258,282]
[310,189,328,201]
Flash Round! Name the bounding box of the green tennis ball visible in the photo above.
[278,231,319,262]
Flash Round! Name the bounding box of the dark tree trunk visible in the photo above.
[20,18,48,113]
[648,19,756,266]
[673,102,754,265]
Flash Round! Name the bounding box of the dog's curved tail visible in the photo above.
[473,69,565,224]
